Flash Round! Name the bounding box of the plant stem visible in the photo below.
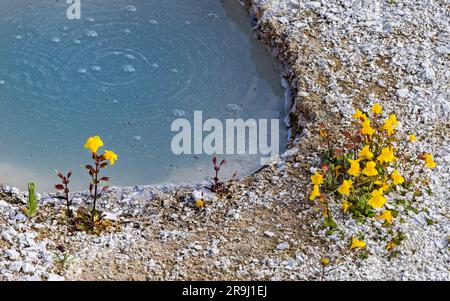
[92,158,99,214]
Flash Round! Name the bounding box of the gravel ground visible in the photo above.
[0,0,449,280]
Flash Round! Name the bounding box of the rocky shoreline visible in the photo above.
[0,0,449,280]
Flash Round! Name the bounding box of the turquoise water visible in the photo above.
[0,0,286,191]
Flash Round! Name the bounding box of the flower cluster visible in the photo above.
[309,103,436,251]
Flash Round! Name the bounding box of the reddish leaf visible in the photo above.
[54,184,65,191]
[56,172,65,180]
[342,131,352,139]
[99,177,110,182]
[352,136,362,144]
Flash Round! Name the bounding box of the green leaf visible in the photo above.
[26,182,38,218]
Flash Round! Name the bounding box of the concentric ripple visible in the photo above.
[0,0,287,190]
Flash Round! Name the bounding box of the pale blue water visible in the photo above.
[0,0,287,191]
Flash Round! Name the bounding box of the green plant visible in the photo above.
[24,182,38,218]
[308,103,436,251]
[53,245,72,272]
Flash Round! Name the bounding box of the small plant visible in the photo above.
[54,171,73,220]
[210,156,237,194]
[83,135,118,229]
[211,156,226,192]
[53,244,72,273]
[24,182,38,218]
[308,103,436,251]
[320,258,330,281]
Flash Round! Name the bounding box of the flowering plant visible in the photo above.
[83,135,118,228]
[308,103,436,251]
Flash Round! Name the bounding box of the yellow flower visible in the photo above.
[84,135,104,154]
[362,161,378,177]
[388,114,398,126]
[348,159,361,177]
[311,172,324,185]
[375,181,390,191]
[359,145,374,160]
[195,199,205,208]
[391,170,405,185]
[321,258,330,266]
[386,241,397,251]
[342,200,350,212]
[382,115,398,136]
[104,150,118,165]
[351,238,366,250]
[309,185,321,201]
[382,121,395,136]
[338,180,353,196]
[361,120,375,136]
[377,147,396,164]
[377,210,393,223]
[408,134,417,142]
[368,189,387,208]
[371,103,382,114]
[424,153,436,169]
[361,113,369,122]
[353,109,363,120]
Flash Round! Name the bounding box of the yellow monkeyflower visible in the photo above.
[391,170,405,185]
[311,172,324,185]
[104,150,118,165]
[408,134,417,143]
[371,103,382,114]
[368,189,387,208]
[348,159,361,177]
[342,200,350,212]
[382,115,398,136]
[375,180,390,191]
[377,147,396,164]
[351,238,366,250]
[386,241,397,251]
[361,120,375,136]
[382,121,395,136]
[195,199,205,208]
[359,145,374,160]
[353,109,364,120]
[362,161,378,177]
[309,185,321,201]
[377,210,393,223]
[338,180,353,196]
[388,114,398,126]
[84,135,104,154]
[424,153,436,169]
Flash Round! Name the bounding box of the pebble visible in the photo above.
[276,242,290,250]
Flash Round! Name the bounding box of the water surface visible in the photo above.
[0,0,286,190]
